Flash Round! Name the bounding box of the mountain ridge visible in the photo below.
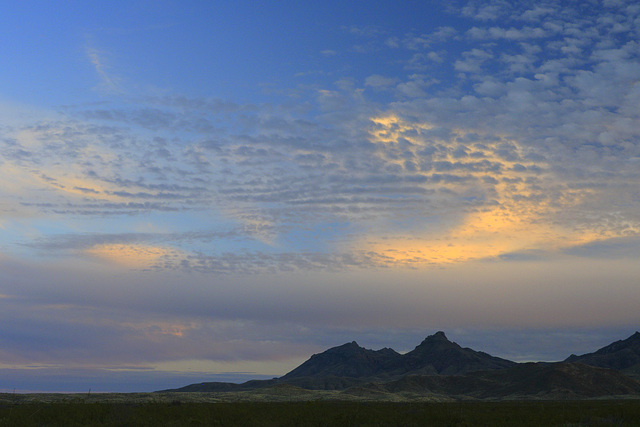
[280,331,516,381]
[160,331,640,399]
[398,331,515,376]
[565,331,640,378]
[280,340,401,380]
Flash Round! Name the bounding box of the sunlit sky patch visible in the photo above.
[1,0,640,392]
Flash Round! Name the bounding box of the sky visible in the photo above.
[1,0,640,392]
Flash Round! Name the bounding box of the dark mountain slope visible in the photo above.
[374,362,640,399]
[471,362,640,398]
[282,331,515,380]
[280,341,402,379]
[167,361,640,399]
[565,331,640,378]
[397,331,516,375]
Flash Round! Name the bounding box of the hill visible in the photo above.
[280,341,401,379]
[281,331,515,381]
[160,331,640,400]
[397,331,515,375]
[565,331,640,378]
[162,332,514,393]
[162,331,516,392]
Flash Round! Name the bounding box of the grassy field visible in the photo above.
[0,397,639,426]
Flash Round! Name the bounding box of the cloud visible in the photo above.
[348,97,640,266]
[520,5,557,22]
[454,48,494,74]
[9,39,638,272]
[86,46,124,95]
[467,26,551,40]
[395,75,437,98]
[5,2,639,276]
[82,243,181,269]
[460,3,505,21]
[364,74,398,88]
[1,256,639,369]
[564,236,640,259]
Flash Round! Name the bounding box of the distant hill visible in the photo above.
[398,331,516,375]
[280,341,401,379]
[160,331,640,400]
[280,331,514,381]
[162,331,515,393]
[165,379,278,393]
[565,331,640,378]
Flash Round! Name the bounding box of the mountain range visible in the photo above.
[281,331,515,380]
[161,331,640,400]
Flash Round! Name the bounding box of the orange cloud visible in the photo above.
[355,114,624,266]
[359,206,610,266]
[83,244,179,269]
[120,320,197,339]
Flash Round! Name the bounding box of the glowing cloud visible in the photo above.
[83,244,179,269]
[356,114,630,266]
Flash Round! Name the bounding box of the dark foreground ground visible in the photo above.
[1,397,640,426]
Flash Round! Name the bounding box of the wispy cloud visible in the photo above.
[86,46,124,95]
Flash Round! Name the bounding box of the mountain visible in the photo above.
[398,331,516,375]
[162,331,515,393]
[281,331,515,381]
[565,331,640,378]
[165,362,640,400]
[280,341,401,380]
[159,331,640,400]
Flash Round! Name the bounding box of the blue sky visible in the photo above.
[1,0,640,392]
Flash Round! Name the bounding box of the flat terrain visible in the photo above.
[1,394,640,426]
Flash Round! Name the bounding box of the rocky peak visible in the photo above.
[414,331,456,349]
[429,331,448,340]
[327,341,362,353]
